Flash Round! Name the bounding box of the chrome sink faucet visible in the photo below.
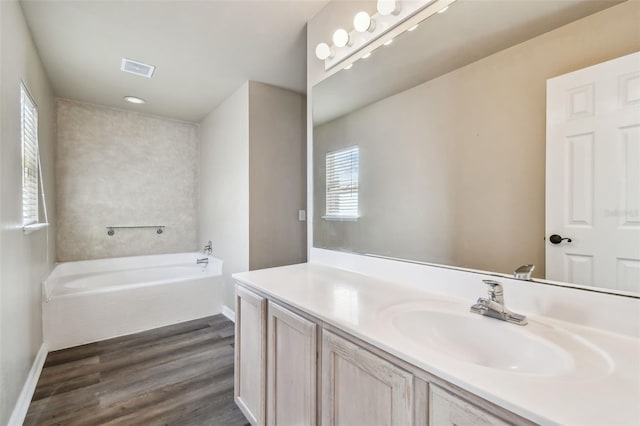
[470,280,528,326]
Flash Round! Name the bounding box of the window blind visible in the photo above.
[325,146,359,218]
[21,85,39,226]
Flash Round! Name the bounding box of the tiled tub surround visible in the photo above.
[233,259,640,425]
[56,99,199,261]
[44,252,224,350]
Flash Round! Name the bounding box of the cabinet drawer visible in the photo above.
[429,385,510,426]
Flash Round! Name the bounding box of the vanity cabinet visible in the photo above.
[234,282,530,426]
[234,286,267,425]
[429,385,510,426]
[321,330,414,426]
[267,301,317,426]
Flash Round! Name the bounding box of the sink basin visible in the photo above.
[390,306,576,375]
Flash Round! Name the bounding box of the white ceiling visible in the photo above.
[20,0,328,122]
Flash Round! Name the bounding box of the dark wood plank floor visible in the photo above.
[25,315,249,426]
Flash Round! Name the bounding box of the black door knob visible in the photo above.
[549,234,572,244]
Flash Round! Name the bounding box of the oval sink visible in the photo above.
[391,309,576,376]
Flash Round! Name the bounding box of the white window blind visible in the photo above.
[21,84,39,226]
[325,146,359,219]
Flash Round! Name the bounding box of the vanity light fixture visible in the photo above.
[124,96,145,104]
[353,11,374,32]
[315,0,448,69]
[315,42,333,60]
[377,0,401,16]
[333,28,351,47]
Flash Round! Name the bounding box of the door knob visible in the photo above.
[549,234,572,244]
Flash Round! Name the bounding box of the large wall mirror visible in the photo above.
[312,0,640,297]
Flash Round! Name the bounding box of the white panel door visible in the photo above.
[546,51,640,292]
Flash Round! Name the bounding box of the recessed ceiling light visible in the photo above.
[124,96,145,104]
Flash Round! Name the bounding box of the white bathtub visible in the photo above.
[43,252,223,350]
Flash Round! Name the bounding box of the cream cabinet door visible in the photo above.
[235,285,267,426]
[321,330,413,426]
[267,301,317,426]
[429,385,510,426]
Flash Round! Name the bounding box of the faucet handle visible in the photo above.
[482,279,503,289]
[482,279,504,301]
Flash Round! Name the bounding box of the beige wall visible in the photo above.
[314,1,640,278]
[56,99,199,261]
[249,82,307,270]
[199,83,250,311]
[199,81,307,310]
[0,0,57,422]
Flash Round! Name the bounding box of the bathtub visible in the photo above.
[43,252,223,350]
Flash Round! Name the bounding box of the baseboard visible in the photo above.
[222,305,235,323]
[8,343,48,425]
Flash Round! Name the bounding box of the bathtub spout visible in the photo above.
[196,257,209,267]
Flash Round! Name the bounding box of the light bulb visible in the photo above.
[344,64,353,70]
[333,29,350,48]
[353,11,373,32]
[377,0,400,16]
[438,5,449,14]
[408,24,419,32]
[362,52,372,59]
[315,43,332,60]
[383,38,394,46]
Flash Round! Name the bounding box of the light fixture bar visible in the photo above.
[320,0,456,72]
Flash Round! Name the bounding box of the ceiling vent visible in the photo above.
[120,58,155,78]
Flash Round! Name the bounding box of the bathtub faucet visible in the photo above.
[196,257,209,267]
[203,241,213,256]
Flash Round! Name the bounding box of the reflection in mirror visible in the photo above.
[313,0,640,296]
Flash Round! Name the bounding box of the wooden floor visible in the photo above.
[25,315,249,426]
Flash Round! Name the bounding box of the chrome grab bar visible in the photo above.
[106,225,165,236]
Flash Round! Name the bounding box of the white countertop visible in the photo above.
[233,263,640,426]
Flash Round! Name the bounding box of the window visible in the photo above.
[21,84,39,226]
[325,146,359,220]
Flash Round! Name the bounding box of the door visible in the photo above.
[267,301,317,426]
[321,330,413,426]
[546,51,640,292]
[235,285,267,425]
